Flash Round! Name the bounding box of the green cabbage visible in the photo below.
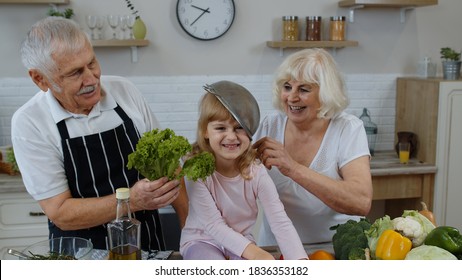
[405,245,457,260]
[364,215,394,259]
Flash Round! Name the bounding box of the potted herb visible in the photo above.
[125,0,146,39]
[47,8,74,19]
[0,147,20,175]
[440,47,461,80]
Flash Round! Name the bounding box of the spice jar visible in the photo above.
[306,16,322,41]
[282,16,299,41]
[329,16,346,41]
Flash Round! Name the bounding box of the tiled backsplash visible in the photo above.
[0,74,398,150]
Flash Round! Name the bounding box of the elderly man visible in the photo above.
[11,17,187,251]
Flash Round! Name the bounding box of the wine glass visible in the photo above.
[119,15,128,40]
[125,14,136,39]
[85,15,97,40]
[107,15,120,40]
[95,16,105,40]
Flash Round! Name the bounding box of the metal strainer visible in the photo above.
[203,81,260,138]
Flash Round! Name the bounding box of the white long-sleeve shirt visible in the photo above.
[180,163,307,260]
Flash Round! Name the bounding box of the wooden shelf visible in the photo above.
[0,0,69,3]
[267,40,358,55]
[339,0,438,22]
[338,0,438,8]
[91,39,149,48]
[267,40,358,49]
[91,39,149,63]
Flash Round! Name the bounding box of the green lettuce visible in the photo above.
[127,128,214,182]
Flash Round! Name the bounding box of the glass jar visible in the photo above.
[306,16,322,41]
[329,16,346,41]
[359,108,378,156]
[282,16,299,41]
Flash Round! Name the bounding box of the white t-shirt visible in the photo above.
[11,75,160,201]
[253,112,370,245]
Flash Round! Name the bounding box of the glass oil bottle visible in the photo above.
[107,188,141,260]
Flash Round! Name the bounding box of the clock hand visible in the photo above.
[190,7,210,26]
[191,5,210,13]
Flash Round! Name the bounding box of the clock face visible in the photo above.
[176,0,235,41]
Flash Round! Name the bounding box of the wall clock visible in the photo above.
[176,0,235,41]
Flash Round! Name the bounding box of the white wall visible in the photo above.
[0,0,461,149]
[0,0,461,77]
[0,74,398,149]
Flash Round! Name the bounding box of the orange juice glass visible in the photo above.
[399,142,410,164]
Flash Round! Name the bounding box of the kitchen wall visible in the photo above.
[1,0,462,148]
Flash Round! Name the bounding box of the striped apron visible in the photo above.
[52,104,165,251]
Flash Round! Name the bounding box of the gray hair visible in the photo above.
[20,17,90,81]
[272,48,349,119]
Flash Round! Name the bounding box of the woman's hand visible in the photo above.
[253,136,299,178]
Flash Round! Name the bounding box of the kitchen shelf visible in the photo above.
[338,0,438,23]
[91,39,150,63]
[0,0,69,3]
[266,40,358,56]
[91,39,149,48]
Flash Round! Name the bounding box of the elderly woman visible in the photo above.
[253,48,373,246]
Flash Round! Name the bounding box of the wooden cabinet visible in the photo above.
[369,151,436,220]
[0,191,48,260]
[396,77,462,231]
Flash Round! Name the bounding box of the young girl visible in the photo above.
[179,81,308,260]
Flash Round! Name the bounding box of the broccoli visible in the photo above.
[330,218,371,260]
[127,128,215,182]
[347,247,370,260]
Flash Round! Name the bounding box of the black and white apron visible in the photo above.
[52,104,165,251]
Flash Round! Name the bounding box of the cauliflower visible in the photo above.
[392,216,425,247]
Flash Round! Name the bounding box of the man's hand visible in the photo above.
[130,177,181,212]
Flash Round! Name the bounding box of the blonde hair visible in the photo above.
[192,92,258,180]
[272,48,349,119]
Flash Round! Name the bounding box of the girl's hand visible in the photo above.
[242,243,275,260]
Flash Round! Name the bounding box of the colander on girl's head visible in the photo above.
[203,81,260,138]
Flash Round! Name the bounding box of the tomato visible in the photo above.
[308,250,335,260]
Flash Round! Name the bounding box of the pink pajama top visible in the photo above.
[180,163,307,260]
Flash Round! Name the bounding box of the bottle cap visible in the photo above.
[116,188,130,199]
[283,16,298,21]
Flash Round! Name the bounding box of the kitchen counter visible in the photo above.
[167,243,334,260]
[370,150,437,176]
[0,173,26,193]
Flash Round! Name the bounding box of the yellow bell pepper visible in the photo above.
[375,229,412,260]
